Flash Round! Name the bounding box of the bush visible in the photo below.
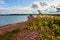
[55,30,60,36]
[12,28,20,33]
[26,14,60,40]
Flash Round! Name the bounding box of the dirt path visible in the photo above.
[0,22,26,35]
[0,21,40,40]
[11,30,40,40]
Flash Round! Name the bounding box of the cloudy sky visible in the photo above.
[0,0,60,14]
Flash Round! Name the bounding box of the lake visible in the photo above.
[0,15,29,26]
[0,11,60,26]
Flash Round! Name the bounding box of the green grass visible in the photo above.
[12,28,20,33]
[0,28,20,40]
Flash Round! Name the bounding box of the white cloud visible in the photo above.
[0,7,38,14]
[0,0,60,14]
[45,0,60,7]
[29,0,60,12]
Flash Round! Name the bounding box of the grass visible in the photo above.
[0,27,20,40]
[12,28,20,33]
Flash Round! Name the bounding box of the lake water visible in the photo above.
[0,15,29,26]
[0,11,60,26]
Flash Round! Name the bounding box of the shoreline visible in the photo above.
[0,21,27,35]
[0,15,34,35]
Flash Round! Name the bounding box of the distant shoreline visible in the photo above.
[0,14,60,16]
[0,14,38,16]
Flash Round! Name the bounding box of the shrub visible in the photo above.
[0,32,12,40]
[12,28,20,33]
[55,30,60,36]
[26,14,60,40]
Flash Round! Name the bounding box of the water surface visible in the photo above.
[0,15,28,26]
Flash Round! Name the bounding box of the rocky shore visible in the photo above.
[0,15,40,40]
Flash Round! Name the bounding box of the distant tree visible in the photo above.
[56,8,60,10]
[37,10,42,15]
[37,10,44,16]
[56,8,60,12]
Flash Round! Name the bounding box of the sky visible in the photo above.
[0,0,60,7]
[0,0,60,14]
[0,0,36,7]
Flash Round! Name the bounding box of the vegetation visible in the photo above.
[56,8,60,12]
[26,14,60,40]
[0,10,60,40]
[0,28,20,40]
[12,28,20,33]
[56,8,60,10]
